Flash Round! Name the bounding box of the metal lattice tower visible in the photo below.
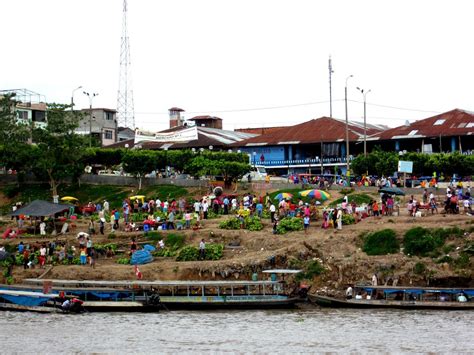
[117,0,135,129]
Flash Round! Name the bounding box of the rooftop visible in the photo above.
[376,109,474,140]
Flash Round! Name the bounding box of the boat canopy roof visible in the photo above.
[262,269,302,274]
[23,279,281,288]
[356,285,474,295]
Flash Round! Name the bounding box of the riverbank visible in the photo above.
[0,185,472,294]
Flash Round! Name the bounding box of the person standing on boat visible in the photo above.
[346,286,353,300]
[372,274,378,286]
[199,239,206,260]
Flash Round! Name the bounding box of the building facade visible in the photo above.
[76,108,118,146]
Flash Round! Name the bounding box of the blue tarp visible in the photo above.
[143,244,156,252]
[130,250,153,265]
[1,294,50,307]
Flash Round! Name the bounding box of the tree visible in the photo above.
[31,103,88,199]
[0,94,32,184]
[122,150,158,189]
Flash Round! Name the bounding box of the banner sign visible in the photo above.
[134,126,198,144]
[398,160,413,173]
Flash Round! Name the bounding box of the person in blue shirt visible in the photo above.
[256,202,263,217]
[18,241,24,254]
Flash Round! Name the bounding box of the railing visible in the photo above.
[258,157,353,167]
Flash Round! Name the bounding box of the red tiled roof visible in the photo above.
[233,117,385,146]
[235,126,287,135]
[189,115,222,121]
[168,107,185,112]
[376,109,474,140]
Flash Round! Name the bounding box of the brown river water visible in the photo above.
[1,308,472,353]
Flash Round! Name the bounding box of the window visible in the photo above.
[32,111,46,122]
[104,130,113,140]
[105,112,114,121]
[433,119,445,125]
[17,110,28,120]
[408,130,418,136]
[467,122,474,128]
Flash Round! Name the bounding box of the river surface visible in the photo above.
[1,308,472,353]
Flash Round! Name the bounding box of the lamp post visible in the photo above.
[71,86,82,111]
[344,75,353,181]
[83,91,98,147]
[356,87,371,157]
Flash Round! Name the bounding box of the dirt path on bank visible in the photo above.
[1,189,473,293]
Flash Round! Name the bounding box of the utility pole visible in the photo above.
[328,56,334,118]
[344,75,353,183]
[71,86,82,111]
[83,91,98,147]
[356,87,371,157]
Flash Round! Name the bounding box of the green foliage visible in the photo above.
[219,216,263,231]
[413,262,426,274]
[403,227,462,256]
[454,253,470,269]
[176,246,199,261]
[363,229,400,255]
[219,217,242,230]
[108,233,116,240]
[351,148,398,177]
[176,244,223,261]
[205,244,224,260]
[436,255,453,264]
[116,257,130,265]
[295,260,325,281]
[276,217,304,234]
[341,214,355,225]
[94,243,118,253]
[31,103,88,196]
[246,216,264,231]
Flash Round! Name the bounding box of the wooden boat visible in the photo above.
[309,285,474,310]
[16,276,301,311]
[0,289,64,313]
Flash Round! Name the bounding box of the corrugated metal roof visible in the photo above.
[232,116,385,146]
[376,109,474,140]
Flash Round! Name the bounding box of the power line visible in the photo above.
[348,99,441,114]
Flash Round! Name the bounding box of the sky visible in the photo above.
[1,0,473,132]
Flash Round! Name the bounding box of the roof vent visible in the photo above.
[404,120,410,126]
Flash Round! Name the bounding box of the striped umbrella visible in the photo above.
[274,193,293,200]
[299,189,330,201]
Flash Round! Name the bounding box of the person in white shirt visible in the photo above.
[231,198,237,211]
[269,204,276,222]
[40,222,46,236]
[336,209,343,230]
[202,201,209,219]
[193,200,201,213]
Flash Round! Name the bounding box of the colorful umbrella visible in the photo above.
[274,193,293,200]
[130,195,146,202]
[299,189,330,201]
[60,196,79,202]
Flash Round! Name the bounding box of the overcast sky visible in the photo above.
[1,0,473,131]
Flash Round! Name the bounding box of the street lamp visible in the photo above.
[356,87,371,157]
[71,86,82,111]
[344,74,353,181]
[83,91,98,147]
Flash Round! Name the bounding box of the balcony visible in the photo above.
[254,156,353,167]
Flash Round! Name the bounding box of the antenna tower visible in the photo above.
[117,0,135,129]
[328,56,334,118]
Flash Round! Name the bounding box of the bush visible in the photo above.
[403,227,446,256]
[116,257,130,264]
[296,260,325,281]
[245,216,264,231]
[454,253,470,269]
[108,233,116,240]
[164,233,186,250]
[176,244,224,261]
[363,229,400,255]
[219,217,242,230]
[342,214,355,225]
[413,262,426,274]
[176,246,199,261]
[276,217,304,234]
[219,216,263,231]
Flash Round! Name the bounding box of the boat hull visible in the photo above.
[309,295,474,310]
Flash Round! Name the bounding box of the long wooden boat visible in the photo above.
[0,289,64,313]
[16,277,300,311]
[310,285,474,310]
